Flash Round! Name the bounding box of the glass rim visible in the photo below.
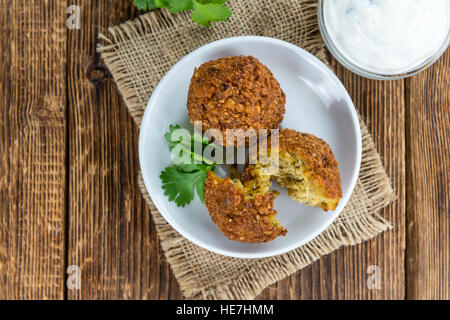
[317,0,450,80]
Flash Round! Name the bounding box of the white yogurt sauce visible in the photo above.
[323,0,450,74]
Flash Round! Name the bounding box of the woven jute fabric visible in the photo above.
[98,0,395,299]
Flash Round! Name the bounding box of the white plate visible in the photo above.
[139,36,361,258]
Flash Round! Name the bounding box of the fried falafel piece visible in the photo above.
[187,56,286,146]
[204,171,287,243]
[242,129,342,211]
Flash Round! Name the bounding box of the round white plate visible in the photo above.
[139,36,361,258]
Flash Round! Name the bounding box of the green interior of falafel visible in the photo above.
[244,151,334,210]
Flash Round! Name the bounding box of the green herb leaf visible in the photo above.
[164,124,183,151]
[191,0,231,26]
[198,0,227,4]
[192,131,210,146]
[176,163,202,173]
[196,174,207,203]
[133,0,231,26]
[167,0,193,12]
[160,124,219,207]
[155,0,170,7]
[160,166,207,207]
[134,0,158,11]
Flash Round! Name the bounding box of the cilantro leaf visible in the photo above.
[155,0,170,7]
[160,166,206,207]
[164,124,182,151]
[192,131,210,146]
[176,163,202,173]
[133,0,231,26]
[198,0,227,4]
[191,0,231,26]
[164,124,217,165]
[167,0,193,13]
[196,174,207,203]
[159,125,219,207]
[160,124,219,207]
[134,0,158,11]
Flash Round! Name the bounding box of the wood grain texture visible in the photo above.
[257,60,406,300]
[406,50,450,300]
[66,0,182,299]
[0,0,67,299]
[0,1,447,300]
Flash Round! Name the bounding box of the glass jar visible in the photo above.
[317,0,450,80]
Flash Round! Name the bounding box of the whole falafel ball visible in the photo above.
[187,56,286,146]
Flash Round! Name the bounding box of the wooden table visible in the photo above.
[0,1,448,300]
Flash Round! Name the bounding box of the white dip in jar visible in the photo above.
[323,0,450,75]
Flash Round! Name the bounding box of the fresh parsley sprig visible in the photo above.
[160,124,218,207]
[133,0,232,26]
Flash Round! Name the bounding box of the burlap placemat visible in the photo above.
[98,0,395,299]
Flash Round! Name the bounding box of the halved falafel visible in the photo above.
[203,129,341,243]
[204,171,287,243]
[242,129,342,211]
[187,56,286,146]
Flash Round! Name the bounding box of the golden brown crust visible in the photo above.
[242,129,342,210]
[204,171,287,243]
[277,129,342,200]
[187,56,286,146]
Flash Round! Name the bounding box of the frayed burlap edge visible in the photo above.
[97,1,395,299]
[136,119,394,300]
[98,10,192,126]
[97,2,329,127]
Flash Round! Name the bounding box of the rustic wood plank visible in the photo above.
[325,66,406,299]
[258,60,406,300]
[66,0,182,299]
[406,50,449,300]
[0,0,67,299]
[67,4,406,297]
[6,1,448,301]
[70,5,409,299]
